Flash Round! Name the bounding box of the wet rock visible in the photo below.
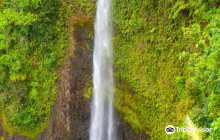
[0,24,147,140]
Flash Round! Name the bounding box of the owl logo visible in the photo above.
[165,125,175,134]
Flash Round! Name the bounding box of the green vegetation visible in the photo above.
[0,0,70,138]
[112,0,219,139]
[0,0,219,139]
[182,8,220,140]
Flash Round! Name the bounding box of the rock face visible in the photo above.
[0,21,93,140]
[0,24,147,140]
[52,25,93,140]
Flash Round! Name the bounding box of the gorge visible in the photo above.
[0,0,219,140]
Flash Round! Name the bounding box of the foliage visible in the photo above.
[0,0,70,138]
[112,0,219,139]
[180,7,220,140]
[0,0,219,139]
[74,0,96,17]
[185,115,203,140]
[209,118,220,140]
[83,80,93,99]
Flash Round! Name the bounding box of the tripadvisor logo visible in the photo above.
[165,125,212,135]
[165,125,175,134]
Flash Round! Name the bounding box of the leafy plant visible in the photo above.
[0,0,70,138]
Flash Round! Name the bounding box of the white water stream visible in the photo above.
[90,0,115,140]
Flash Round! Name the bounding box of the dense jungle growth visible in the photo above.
[0,0,70,138]
[0,0,219,140]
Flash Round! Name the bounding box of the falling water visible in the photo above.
[90,0,115,140]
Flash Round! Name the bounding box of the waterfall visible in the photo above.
[90,0,115,140]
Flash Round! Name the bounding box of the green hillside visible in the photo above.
[0,0,219,139]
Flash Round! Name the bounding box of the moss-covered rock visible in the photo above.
[112,0,219,139]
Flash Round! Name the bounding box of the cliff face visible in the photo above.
[1,0,218,140]
[0,15,92,140]
[0,15,146,140]
[54,23,92,140]
[112,1,219,139]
